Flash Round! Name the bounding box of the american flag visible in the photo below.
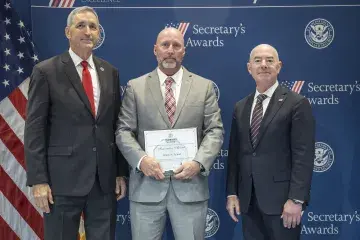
[165,22,190,36]
[0,0,43,239]
[0,2,87,239]
[48,0,76,8]
[281,80,305,94]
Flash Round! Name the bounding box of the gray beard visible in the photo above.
[161,61,177,69]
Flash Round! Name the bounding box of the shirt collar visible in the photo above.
[254,80,279,99]
[68,48,95,69]
[156,67,183,85]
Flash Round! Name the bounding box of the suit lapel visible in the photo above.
[242,93,255,151]
[172,68,192,126]
[93,56,106,121]
[61,52,93,116]
[147,70,172,128]
[254,86,287,149]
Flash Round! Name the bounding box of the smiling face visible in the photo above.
[65,10,99,58]
[247,44,282,92]
[154,28,185,76]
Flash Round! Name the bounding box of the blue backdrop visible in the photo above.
[18,0,360,239]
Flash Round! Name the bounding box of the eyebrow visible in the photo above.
[160,40,182,45]
[254,56,274,59]
[76,20,97,25]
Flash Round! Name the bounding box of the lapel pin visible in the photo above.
[100,67,104,71]
[278,99,283,101]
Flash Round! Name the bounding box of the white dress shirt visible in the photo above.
[137,67,184,170]
[69,48,100,115]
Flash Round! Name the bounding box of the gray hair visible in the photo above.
[66,6,99,27]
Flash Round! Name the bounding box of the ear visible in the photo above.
[182,47,186,57]
[247,62,252,75]
[65,26,71,40]
[277,61,283,74]
[153,44,157,57]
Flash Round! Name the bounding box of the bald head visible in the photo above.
[156,27,184,45]
[249,44,279,62]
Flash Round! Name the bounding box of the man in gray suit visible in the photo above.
[116,27,224,240]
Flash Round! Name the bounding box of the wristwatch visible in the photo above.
[194,161,205,172]
[291,199,304,205]
[199,162,205,172]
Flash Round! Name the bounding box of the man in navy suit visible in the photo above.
[226,44,315,240]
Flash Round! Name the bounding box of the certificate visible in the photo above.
[144,128,198,175]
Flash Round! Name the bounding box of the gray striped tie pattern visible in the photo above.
[250,94,268,148]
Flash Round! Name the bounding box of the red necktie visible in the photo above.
[81,61,95,116]
[165,77,176,125]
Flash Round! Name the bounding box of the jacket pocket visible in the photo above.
[47,146,72,156]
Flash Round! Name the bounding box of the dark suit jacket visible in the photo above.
[24,51,128,196]
[226,85,315,215]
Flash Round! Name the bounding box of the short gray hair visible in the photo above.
[66,6,99,27]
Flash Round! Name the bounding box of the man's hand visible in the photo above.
[226,195,240,222]
[281,199,303,228]
[32,183,53,213]
[140,156,165,180]
[115,177,127,200]
[173,161,200,180]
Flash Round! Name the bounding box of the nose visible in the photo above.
[260,59,268,68]
[84,25,91,35]
[167,45,175,54]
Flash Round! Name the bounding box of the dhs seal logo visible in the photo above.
[305,18,334,49]
[94,24,105,50]
[314,142,334,172]
[205,208,220,238]
[212,81,220,101]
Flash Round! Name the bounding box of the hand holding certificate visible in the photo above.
[144,128,198,176]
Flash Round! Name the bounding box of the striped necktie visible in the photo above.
[165,77,176,125]
[250,94,267,148]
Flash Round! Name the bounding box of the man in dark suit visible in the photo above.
[24,6,127,240]
[226,44,315,239]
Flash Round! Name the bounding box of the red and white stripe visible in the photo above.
[0,78,45,239]
[1,192,39,240]
[292,80,305,94]
[178,22,190,36]
[0,77,85,239]
[49,0,75,8]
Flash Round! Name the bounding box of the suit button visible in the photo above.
[253,152,256,156]
[92,147,97,152]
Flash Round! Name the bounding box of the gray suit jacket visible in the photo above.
[116,67,224,203]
